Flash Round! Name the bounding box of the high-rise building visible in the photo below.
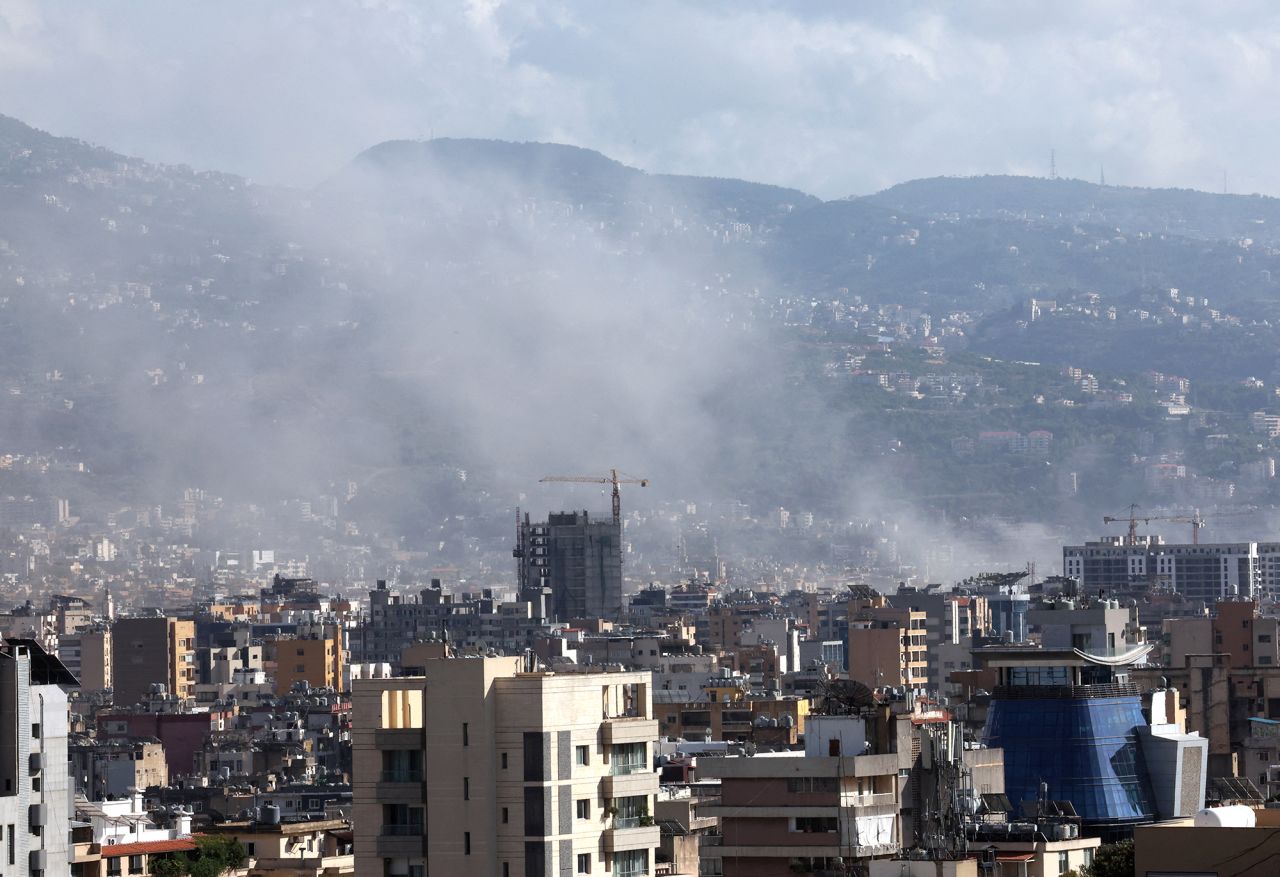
[517,511,623,622]
[846,594,927,690]
[110,616,196,706]
[56,627,111,692]
[1063,535,1260,601]
[0,638,77,877]
[352,655,659,877]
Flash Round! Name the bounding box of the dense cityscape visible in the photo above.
[12,5,1280,877]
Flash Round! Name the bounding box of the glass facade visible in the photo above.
[983,694,1154,831]
[986,594,1030,642]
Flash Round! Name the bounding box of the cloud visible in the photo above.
[2,3,1279,196]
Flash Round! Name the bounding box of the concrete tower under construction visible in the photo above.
[516,510,623,622]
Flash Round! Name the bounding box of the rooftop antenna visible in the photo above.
[1050,149,1057,180]
[1223,170,1228,195]
[1099,164,1105,187]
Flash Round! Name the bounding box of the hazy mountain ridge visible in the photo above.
[864,174,1280,245]
[6,112,1280,532]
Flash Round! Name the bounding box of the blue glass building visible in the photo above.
[981,646,1156,839]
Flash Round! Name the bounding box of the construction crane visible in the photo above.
[1103,506,1255,545]
[539,469,649,525]
[1159,508,1254,544]
[1103,505,1145,545]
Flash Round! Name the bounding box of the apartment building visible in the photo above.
[0,638,76,877]
[701,716,998,870]
[1063,535,1260,601]
[271,629,345,694]
[847,596,927,690]
[353,656,660,877]
[110,616,196,706]
[56,626,111,692]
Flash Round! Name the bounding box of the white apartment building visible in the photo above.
[0,638,76,877]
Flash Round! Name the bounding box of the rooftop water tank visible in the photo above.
[1194,806,1256,828]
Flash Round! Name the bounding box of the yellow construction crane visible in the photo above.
[1103,506,1254,545]
[540,469,649,525]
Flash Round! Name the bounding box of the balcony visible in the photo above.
[373,728,422,749]
[603,717,659,747]
[603,823,661,853]
[844,792,897,816]
[603,770,657,799]
[376,770,425,802]
[376,824,425,857]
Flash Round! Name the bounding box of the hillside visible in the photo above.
[5,112,1280,533]
[864,174,1280,244]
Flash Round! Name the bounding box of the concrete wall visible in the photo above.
[1135,822,1280,876]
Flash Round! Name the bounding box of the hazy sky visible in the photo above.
[0,0,1275,197]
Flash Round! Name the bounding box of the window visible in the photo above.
[1058,851,1069,874]
[502,752,508,769]
[464,777,470,800]
[108,860,122,877]
[503,865,509,877]
[295,664,306,672]
[31,723,40,739]
[786,777,838,794]
[129,854,144,874]
[575,745,589,766]
[1082,849,1094,868]
[577,853,591,873]
[524,732,546,782]
[465,831,472,854]
[576,799,590,819]
[463,723,469,746]
[245,842,255,855]
[502,807,509,824]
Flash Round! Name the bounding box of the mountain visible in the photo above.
[324,137,818,229]
[864,174,1280,245]
[7,111,1280,534]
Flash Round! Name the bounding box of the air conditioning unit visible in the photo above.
[28,752,42,773]
[29,850,46,871]
[29,803,46,827]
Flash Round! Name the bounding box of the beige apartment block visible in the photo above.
[58,626,112,692]
[353,656,660,877]
[847,611,928,690]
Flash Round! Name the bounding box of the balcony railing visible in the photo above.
[381,824,424,836]
[380,769,423,783]
[611,762,649,776]
[845,792,895,808]
[993,682,1139,700]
